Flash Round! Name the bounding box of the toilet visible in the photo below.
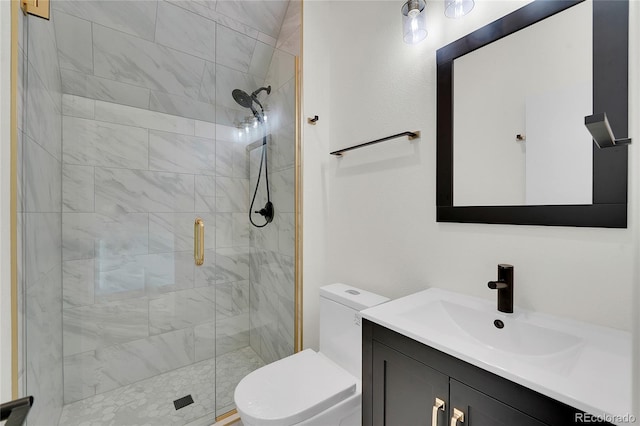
[234,283,389,426]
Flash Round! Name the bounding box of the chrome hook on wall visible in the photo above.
[307,115,319,125]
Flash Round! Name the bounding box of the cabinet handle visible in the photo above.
[432,398,445,426]
[194,217,204,266]
[450,408,465,426]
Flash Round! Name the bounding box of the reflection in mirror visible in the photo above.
[453,1,592,206]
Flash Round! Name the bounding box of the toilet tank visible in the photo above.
[319,283,389,379]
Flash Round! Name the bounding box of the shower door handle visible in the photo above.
[194,218,204,266]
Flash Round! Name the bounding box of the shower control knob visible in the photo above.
[254,201,274,224]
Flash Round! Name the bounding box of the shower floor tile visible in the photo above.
[214,347,265,417]
[58,346,264,426]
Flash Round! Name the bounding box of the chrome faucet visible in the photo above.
[487,264,514,313]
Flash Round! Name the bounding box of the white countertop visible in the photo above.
[361,288,632,425]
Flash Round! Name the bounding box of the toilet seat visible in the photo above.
[234,349,357,426]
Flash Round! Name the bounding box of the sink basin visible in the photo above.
[361,287,631,425]
[403,299,583,357]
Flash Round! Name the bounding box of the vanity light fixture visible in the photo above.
[444,0,474,18]
[401,0,427,44]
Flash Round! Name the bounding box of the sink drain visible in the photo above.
[494,319,504,329]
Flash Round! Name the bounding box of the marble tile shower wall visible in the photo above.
[60,95,253,405]
[248,0,300,365]
[17,11,64,426]
[52,0,290,126]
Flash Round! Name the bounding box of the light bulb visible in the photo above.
[236,122,244,139]
[402,0,427,44]
[444,0,474,18]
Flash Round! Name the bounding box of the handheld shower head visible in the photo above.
[250,86,271,110]
[232,85,274,228]
[251,86,271,98]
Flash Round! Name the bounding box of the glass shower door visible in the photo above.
[18,8,65,426]
[56,100,221,424]
[213,29,298,426]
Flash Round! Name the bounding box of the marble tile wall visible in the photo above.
[52,0,291,124]
[276,0,302,57]
[61,95,253,407]
[247,0,300,365]
[18,10,64,426]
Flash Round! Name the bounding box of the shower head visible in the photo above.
[232,86,271,110]
[232,89,255,109]
[232,88,260,121]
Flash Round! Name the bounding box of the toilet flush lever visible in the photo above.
[431,398,445,426]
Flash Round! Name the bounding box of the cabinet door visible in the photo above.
[372,342,449,426]
[449,379,547,426]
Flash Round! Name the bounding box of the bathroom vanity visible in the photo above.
[361,289,631,426]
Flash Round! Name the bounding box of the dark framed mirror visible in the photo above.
[436,0,629,228]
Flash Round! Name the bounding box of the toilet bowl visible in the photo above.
[234,283,389,426]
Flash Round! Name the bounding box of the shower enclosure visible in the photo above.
[15,1,300,424]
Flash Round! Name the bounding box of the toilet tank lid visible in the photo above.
[320,283,389,311]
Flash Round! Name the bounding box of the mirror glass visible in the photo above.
[453,1,593,206]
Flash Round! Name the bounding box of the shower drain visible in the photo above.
[173,394,195,410]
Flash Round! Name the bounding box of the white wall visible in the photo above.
[301,0,332,353]
[302,3,638,412]
[0,0,13,404]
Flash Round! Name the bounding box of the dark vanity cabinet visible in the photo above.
[363,320,613,426]
[371,342,449,426]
